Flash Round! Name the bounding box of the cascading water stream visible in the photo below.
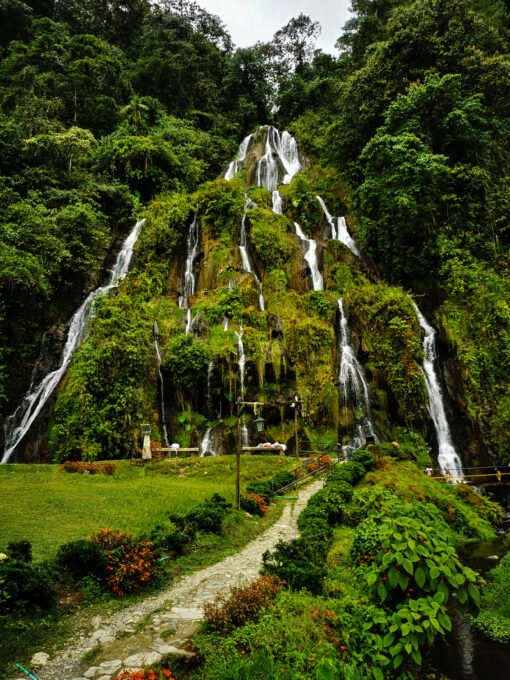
[153,321,170,449]
[337,298,377,450]
[316,196,361,258]
[414,304,464,480]
[227,127,302,312]
[272,190,283,214]
[294,222,324,291]
[239,195,265,311]
[200,427,217,457]
[179,213,200,335]
[206,360,214,417]
[224,133,252,180]
[2,219,145,464]
[279,130,301,184]
[241,422,249,448]
[256,126,301,191]
[256,126,280,192]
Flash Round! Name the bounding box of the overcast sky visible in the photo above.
[195,0,353,54]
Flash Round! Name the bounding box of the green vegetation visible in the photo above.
[189,449,499,680]
[0,457,294,561]
[0,456,296,676]
[472,552,510,643]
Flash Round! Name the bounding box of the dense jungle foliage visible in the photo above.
[1,0,509,468]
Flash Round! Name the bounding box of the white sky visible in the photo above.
[195,0,353,54]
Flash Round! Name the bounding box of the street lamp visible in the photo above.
[289,395,306,458]
[253,415,265,433]
[236,400,265,510]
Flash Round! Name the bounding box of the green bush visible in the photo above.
[328,461,365,485]
[271,470,294,491]
[324,479,354,504]
[306,488,346,525]
[146,522,192,556]
[245,480,273,503]
[194,179,244,243]
[6,540,32,563]
[170,494,232,536]
[248,208,296,272]
[187,503,227,535]
[163,335,211,392]
[473,552,510,642]
[351,449,376,471]
[0,562,56,612]
[262,538,327,594]
[472,612,510,644]
[56,539,104,580]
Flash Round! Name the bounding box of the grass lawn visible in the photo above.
[0,455,294,561]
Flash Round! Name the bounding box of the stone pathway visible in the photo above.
[27,480,322,680]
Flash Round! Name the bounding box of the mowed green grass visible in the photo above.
[0,455,293,561]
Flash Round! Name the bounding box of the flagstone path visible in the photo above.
[27,480,322,680]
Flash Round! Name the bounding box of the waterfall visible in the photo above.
[2,219,145,464]
[239,195,265,311]
[206,360,214,417]
[256,127,280,191]
[241,421,249,448]
[272,190,283,214]
[294,222,324,291]
[153,322,170,449]
[279,130,301,184]
[414,304,464,480]
[179,213,200,335]
[235,326,246,397]
[337,298,377,451]
[316,196,361,258]
[256,126,301,191]
[200,427,217,456]
[225,133,252,180]
[239,195,256,274]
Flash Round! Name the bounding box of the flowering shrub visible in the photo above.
[311,608,349,655]
[203,575,285,632]
[114,670,175,680]
[60,461,116,475]
[240,493,268,516]
[305,455,332,473]
[90,529,158,597]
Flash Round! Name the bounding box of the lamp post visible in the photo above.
[236,400,265,510]
[289,395,306,458]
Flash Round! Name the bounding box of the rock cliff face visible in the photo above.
[6,126,485,468]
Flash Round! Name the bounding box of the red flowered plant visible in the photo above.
[204,575,285,631]
[310,608,349,655]
[114,669,175,680]
[305,455,332,473]
[90,529,158,597]
[60,461,116,475]
[240,492,268,516]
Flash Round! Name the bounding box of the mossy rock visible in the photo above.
[248,207,298,273]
